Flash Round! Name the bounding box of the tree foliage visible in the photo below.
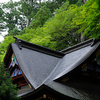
[0,62,19,100]
[29,5,52,29]
[2,0,25,31]
[41,1,58,13]
[7,27,20,36]
[0,6,5,34]
[73,0,100,39]
[0,36,14,62]
[18,0,39,27]
[40,2,80,50]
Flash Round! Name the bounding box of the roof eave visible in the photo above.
[4,43,13,66]
[19,84,77,100]
[13,37,65,58]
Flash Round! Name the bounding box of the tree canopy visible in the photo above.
[0,0,99,55]
[29,5,52,29]
[0,62,19,100]
[73,0,100,39]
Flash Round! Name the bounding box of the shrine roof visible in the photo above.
[4,37,100,99]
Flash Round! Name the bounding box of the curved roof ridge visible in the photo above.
[40,57,64,85]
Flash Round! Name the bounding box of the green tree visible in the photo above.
[39,1,80,50]
[18,0,39,27]
[76,0,83,6]
[41,1,58,13]
[2,0,26,31]
[0,36,16,99]
[0,6,5,36]
[73,0,100,39]
[29,5,52,29]
[55,0,66,7]
[68,0,78,4]
[0,62,19,100]
[0,36,14,62]
[23,1,83,51]
[7,27,20,36]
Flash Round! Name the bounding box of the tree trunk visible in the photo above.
[39,0,41,4]
[26,19,30,27]
[82,0,88,4]
[81,32,84,42]
[30,0,33,8]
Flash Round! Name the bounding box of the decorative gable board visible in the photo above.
[8,53,22,77]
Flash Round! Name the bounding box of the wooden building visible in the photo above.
[4,37,100,100]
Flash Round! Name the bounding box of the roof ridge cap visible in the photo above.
[13,36,65,58]
[61,39,93,53]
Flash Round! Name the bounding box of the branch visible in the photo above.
[82,0,86,4]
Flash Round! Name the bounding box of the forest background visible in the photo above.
[0,0,100,63]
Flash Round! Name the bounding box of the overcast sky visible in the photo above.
[0,0,9,3]
[0,0,19,3]
[0,0,20,42]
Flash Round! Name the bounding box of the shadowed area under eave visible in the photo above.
[47,79,100,100]
[47,81,90,100]
[11,43,61,89]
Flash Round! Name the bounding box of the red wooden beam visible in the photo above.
[11,74,23,80]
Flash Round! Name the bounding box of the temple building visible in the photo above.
[4,37,100,100]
